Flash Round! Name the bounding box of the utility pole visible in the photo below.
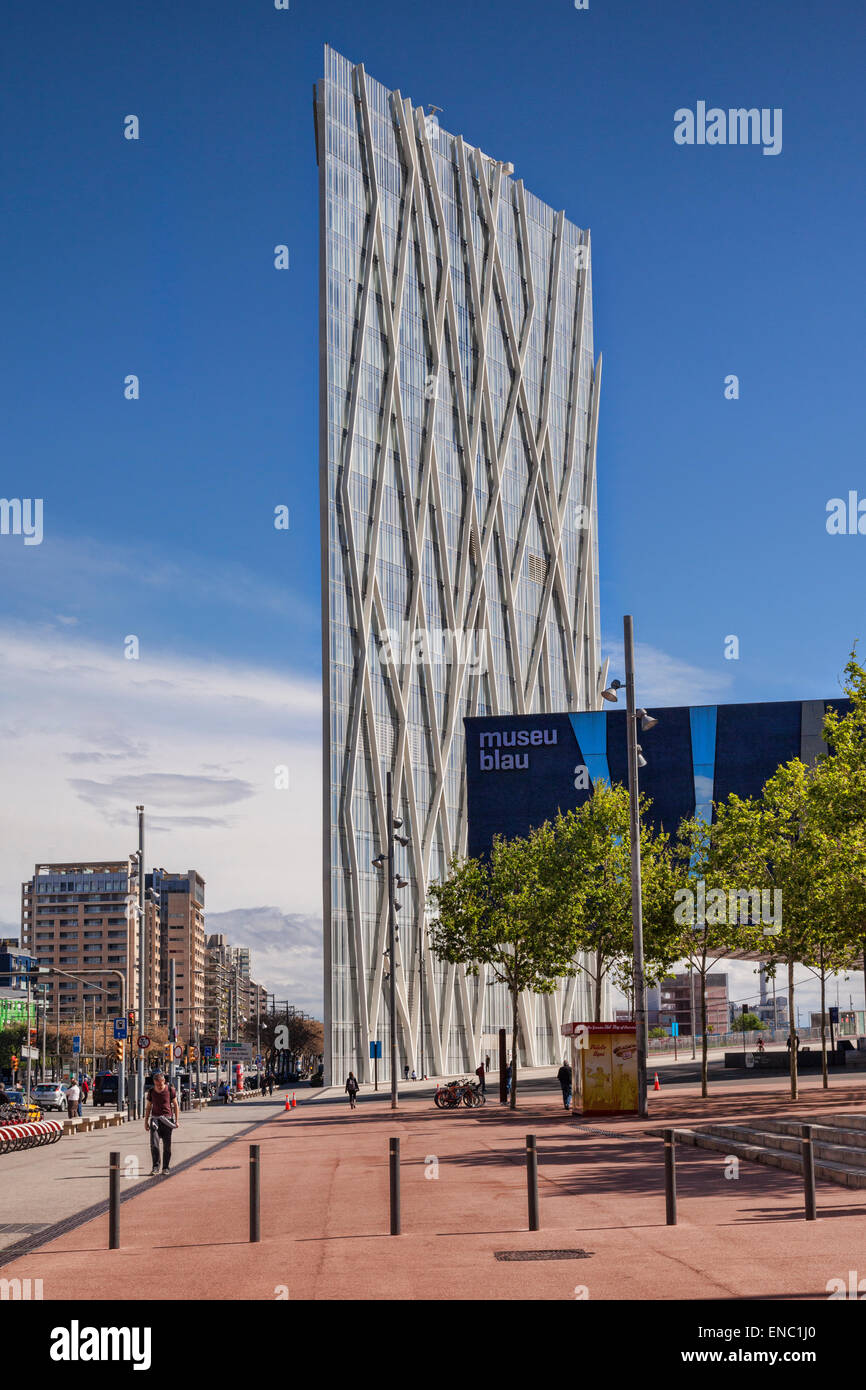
[387,772,398,1109]
[136,805,146,1112]
[624,616,648,1118]
[41,986,47,1082]
[169,957,177,1086]
[25,971,33,1098]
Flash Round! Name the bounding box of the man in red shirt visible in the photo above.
[144,1071,179,1176]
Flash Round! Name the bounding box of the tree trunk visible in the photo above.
[700,962,709,1099]
[819,965,828,1089]
[788,957,798,1100]
[510,987,519,1110]
[594,950,603,1023]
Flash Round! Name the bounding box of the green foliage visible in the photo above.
[731,1012,765,1032]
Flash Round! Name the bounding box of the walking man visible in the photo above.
[145,1071,179,1176]
[475,1061,486,1096]
[557,1058,573,1110]
[66,1077,80,1120]
[345,1072,359,1110]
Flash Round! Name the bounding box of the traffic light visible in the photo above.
[11,1054,18,1070]
[127,1010,135,1028]
[113,1039,124,1063]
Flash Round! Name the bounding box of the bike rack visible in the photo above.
[0,1118,64,1155]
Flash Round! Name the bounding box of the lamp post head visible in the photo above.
[601,678,623,703]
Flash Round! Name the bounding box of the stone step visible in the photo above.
[759,1118,866,1150]
[672,1126,866,1189]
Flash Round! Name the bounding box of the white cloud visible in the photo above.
[0,625,322,929]
[206,906,323,1015]
[602,637,734,708]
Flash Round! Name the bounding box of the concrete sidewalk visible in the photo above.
[0,1092,290,1258]
[3,1071,866,1300]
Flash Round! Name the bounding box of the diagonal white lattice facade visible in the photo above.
[315,48,606,1085]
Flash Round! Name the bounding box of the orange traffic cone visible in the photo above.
[284,1094,291,1111]
[653,1073,660,1091]
[291,1092,296,1108]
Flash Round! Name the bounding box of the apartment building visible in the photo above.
[149,869,206,1035]
[20,860,159,1025]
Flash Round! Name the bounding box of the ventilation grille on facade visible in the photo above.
[527,552,548,585]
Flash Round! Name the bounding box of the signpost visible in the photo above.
[671,1017,679,1061]
[113,1017,128,1041]
[370,1040,382,1092]
[72,1035,80,1055]
[137,1035,150,1052]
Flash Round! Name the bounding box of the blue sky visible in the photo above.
[2,0,865,1010]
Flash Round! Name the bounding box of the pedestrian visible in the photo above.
[786,1033,801,1053]
[403,1065,410,1081]
[81,1077,90,1107]
[66,1078,80,1120]
[557,1058,573,1110]
[485,1054,490,1072]
[411,1069,417,1082]
[345,1072,359,1110]
[219,1080,229,1104]
[475,1062,486,1096]
[268,1075,274,1096]
[144,1071,179,1176]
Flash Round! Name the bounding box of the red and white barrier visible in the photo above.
[0,1118,63,1154]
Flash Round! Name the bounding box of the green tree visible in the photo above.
[713,761,822,1100]
[428,822,578,1108]
[671,814,763,1097]
[731,1012,765,1033]
[546,782,681,1023]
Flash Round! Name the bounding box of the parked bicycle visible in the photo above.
[434,1078,485,1109]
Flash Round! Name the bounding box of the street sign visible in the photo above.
[255,1055,263,1066]
[137,1035,151,1051]
[369,1040,382,1059]
[671,1020,679,1037]
[829,1006,839,1024]
[72,1035,81,1053]
[113,1017,128,1040]
[172,1044,183,1061]
[203,1046,213,1057]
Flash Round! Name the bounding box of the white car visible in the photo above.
[31,1082,68,1111]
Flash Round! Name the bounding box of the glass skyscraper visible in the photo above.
[315,47,605,1083]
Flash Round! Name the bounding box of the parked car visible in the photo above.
[92,1072,119,1106]
[31,1082,68,1112]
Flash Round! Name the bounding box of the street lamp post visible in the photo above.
[602,615,659,1120]
[136,805,146,1118]
[386,773,397,1109]
[624,617,648,1118]
[373,772,411,1109]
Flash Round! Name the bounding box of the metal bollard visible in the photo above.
[802,1124,817,1221]
[664,1129,677,1226]
[389,1137,401,1235]
[526,1134,540,1231]
[109,1150,120,1249]
[249,1144,261,1242]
